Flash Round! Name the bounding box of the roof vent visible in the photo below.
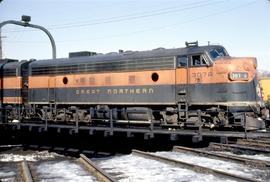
[185,41,198,47]
[69,51,97,58]
[153,47,165,51]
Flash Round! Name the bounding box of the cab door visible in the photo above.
[175,56,189,120]
[175,56,189,103]
[188,54,211,103]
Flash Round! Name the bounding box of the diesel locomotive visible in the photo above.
[0,42,266,130]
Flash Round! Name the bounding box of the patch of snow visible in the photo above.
[36,160,97,182]
[0,165,17,182]
[0,151,58,162]
[157,151,270,181]
[96,154,235,182]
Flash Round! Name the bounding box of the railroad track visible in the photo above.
[79,154,116,182]
[173,145,270,169]
[21,159,34,182]
[132,149,263,182]
[210,142,270,154]
[257,137,270,143]
[0,159,33,182]
[0,153,116,182]
[1,142,269,181]
[237,138,270,148]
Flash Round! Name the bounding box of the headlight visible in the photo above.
[229,72,249,81]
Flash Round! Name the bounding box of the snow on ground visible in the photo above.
[35,160,97,182]
[0,151,96,182]
[0,151,58,162]
[0,164,19,182]
[96,154,235,182]
[157,151,270,181]
[1,149,269,181]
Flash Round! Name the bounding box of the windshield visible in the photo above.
[208,47,228,61]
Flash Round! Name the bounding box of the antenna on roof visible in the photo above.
[185,41,198,47]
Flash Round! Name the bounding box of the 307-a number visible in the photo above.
[192,72,213,78]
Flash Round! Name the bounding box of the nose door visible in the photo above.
[176,55,189,102]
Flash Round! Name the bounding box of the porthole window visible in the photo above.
[63,77,68,84]
[151,73,159,82]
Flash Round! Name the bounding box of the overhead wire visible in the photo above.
[48,0,223,29]
[4,0,224,33]
[4,0,257,44]
[47,0,211,28]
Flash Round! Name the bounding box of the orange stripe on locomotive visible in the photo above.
[2,76,23,104]
[3,77,22,89]
[28,70,176,89]
[28,57,256,89]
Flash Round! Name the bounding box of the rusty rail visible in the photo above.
[79,154,116,182]
[173,145,270,169]
[132,149,261,182]
[210,142,270,153]
[237,139,270,148]
[21,159,34,182]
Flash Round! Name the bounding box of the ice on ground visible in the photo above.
[0,151,58,162]
[96,154,235,182]
[157,151,270,181]
[0,164,18,182]
[36,160,97,182]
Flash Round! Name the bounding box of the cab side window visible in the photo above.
[191,55,206,66]
[177,56,188,67]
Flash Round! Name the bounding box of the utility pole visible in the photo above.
[0,29,6,60]
[0,29,2,59]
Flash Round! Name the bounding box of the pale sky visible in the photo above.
[0,0,270,70]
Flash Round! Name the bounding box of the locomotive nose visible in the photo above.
[224,57,257,81]
[229,57,257,72]
[252,58,257,69]
[242,57,257,71]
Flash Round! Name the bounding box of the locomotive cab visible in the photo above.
[175,44,265,130]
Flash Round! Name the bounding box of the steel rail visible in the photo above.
[21,159,34,182]
[210,143,270,153]
[0,144,22,148]
[132,149,260,182]
[173,146,270,169]
[257,138,270,143]
[237,139,270,148]
[79,154,116,182]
